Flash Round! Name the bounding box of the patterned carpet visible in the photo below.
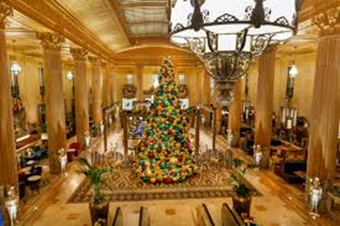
[68,167,260,203]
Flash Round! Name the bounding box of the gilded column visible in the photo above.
[307,8,340,189]
[202,71,211,105]
[108,60,115,105]
[0,1,17,188]
[89,57,103,125]
[101,62,108,107]
[136,64,143,101]
[213,82,222,134]
[37,32,66,174]
[254,47,276,149]
[228,79,242,147]
[71,48,89,149]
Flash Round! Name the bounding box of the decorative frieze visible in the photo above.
[36,32,65,50]
[313,7,340,36]
[71,48,88,61]
[88,56,102,66]
[0,1,12,28]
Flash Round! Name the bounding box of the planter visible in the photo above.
[89,202,109,225]
[232,195,252,215]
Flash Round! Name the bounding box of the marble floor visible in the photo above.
[17,129,338,226]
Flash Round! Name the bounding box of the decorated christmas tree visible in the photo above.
[137,58,198,184]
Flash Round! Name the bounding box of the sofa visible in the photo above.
[275,160,306,184]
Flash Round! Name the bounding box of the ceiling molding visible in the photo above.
[5,0,116,60]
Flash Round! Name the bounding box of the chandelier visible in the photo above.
[170,0,301,108]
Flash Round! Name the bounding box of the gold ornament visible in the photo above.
[170,157,179,165]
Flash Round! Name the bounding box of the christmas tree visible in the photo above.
[137,59,198,184]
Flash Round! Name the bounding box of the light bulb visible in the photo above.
[10,61,21,75]
[66,71,74,80]
[289,64,298,78]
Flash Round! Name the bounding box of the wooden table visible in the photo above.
[27,175,41,182]
[271,140,303,158]
[19,166,32,175]
[294,170,306,180]
[26,160,37,166]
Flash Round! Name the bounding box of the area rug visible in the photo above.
[68,168,261,203]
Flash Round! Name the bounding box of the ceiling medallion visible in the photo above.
[170,0,301,108]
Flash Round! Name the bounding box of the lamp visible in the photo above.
[170,0,301,108]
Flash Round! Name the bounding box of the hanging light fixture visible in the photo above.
[10,40,21,76]
[170,0,301,108]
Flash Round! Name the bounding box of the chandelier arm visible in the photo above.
[206,30,217,53]
[236,29,249,52]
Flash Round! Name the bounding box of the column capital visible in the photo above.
[70,48,88,60]
[88,56,102,67]
[108,59,115,69]
[0,1,13,28]
[36,32,65,50]
[313,7,340,37]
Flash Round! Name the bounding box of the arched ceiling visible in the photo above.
[4,0,337,59]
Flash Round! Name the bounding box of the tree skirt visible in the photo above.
[68,168,261,203]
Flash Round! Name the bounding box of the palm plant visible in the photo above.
[76,157,114,204]
[230,158,252,198]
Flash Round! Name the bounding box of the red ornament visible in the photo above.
[164,178,173,184]
[148,152,155,158]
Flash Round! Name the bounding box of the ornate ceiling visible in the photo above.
[3,0,338,59]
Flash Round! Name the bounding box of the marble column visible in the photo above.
[71,48,89,149]
[136,64,143,101]
[228,79,242,147]
[0,2,17,188]
[307,10,340,188]
[254,47,276,150]
[37,32,66,174]
[89,57,103,125]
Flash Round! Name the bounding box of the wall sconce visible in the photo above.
[289,64,298,78]
[152,74,159,88]
[126,74,133,85]
[66,71,74,80]
[178,74,185,85]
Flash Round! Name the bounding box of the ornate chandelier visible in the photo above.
[170,0,301,108]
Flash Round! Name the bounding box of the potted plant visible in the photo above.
[229,158,253,215]
[76,157,114,225]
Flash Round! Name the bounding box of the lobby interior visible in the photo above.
[1,0,340,225]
